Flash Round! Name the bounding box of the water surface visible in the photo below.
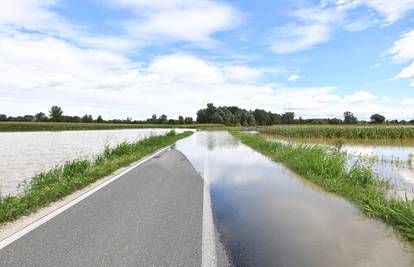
[176,131,414,266]
[0,129,185,196]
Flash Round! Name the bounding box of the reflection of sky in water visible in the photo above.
[263,134,414,196]
[0,129,187,196]
[176,132,414,266]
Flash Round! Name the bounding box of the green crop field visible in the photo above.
[257,125,414,140]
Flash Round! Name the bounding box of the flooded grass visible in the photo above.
[258,125,414,140]
[0,121,224,132]
[0,130,193,224]
[231,130,414,240]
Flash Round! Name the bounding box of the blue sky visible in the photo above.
[1,0,414,120]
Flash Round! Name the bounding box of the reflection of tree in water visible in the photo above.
[196,131,240,151]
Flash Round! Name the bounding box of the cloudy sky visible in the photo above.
[1,0,414,120]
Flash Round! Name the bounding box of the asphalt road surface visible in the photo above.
[0,148,227,266]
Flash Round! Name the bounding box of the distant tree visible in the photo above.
[246,113,256,126]
[253,109,270,125]
[370,113,385,124]
[178,116,184,124]
[35,112,48,122]
[151,114,157,123]
[184,117,193,124]
[205,103,217,122]
[281,112,295,124]
[49,106,63,122]
[82,114,93,123]
[96,115,104,123]
[343,111,357,124]
[196,109,208,123]
[0,114,7,121]
[158,114,168,124]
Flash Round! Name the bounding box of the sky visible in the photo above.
[1,0,414,120]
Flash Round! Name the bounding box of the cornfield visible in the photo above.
[258,125,414,140]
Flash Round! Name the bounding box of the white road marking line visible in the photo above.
[0,146,171,250]
[202,150,217,267]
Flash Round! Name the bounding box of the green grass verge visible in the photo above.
[257,125,414,140]
[0,122,224,132]
[230,130,414,240]
[0,130,193,224]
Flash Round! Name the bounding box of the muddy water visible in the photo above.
[176,131,414,266]
[0,129,185,196]
[262,134,414,198]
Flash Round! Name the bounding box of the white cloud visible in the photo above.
[104,0,241,46]
[2,29,411,120]
[333,0,414,24]
[270,23,332,54]
[0,0,413,121]
[387,30,414,86]
[387,30,414,62]
[287,74,301,82]
[271,0,414,53]
[402,98,414,105]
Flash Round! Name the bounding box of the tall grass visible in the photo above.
[258,125,414,140]
[0,122,224,132]
[231,131,414,240]
[0,130,193,224]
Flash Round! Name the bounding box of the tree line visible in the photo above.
[0,104,412,125]
[0,106,194,125]
[196,103,413,125]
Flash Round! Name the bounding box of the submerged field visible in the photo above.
[258,125,414,140]
[0,130,193,224]
[231,131,414,240]
[0,121,224,132]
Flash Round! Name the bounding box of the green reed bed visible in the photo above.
[231,131,414,240]
[0,122,224,132]
[258,125,414,140]
[0,131,192,224]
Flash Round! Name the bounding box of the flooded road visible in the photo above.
[176,131,414,266]
[0,129,185,196]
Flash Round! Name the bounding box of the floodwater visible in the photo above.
[175,131,414,266]
[0,129,185,196]
[262,134,414,198]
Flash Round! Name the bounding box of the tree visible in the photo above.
[343,111,357,124]
[281,112,295,124]
[96,115,104,123]
[151,114,157,123]
[370,113,385,124]
[158,114,168,124]
[49,106,63,122]
[35,112,47,122]
[82,114,93,123]
[196,109,208,123]
[253,109,270,125]
[184,117,193,124]
[178,116,184,124]
[0,114,7,121]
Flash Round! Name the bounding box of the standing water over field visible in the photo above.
[176,131,414,266]
[0,129,186,197]
[261,134,414,198]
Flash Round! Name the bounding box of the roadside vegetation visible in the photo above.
[0,131,192,224]
[257,125,414,140]
[231,131,414,240]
